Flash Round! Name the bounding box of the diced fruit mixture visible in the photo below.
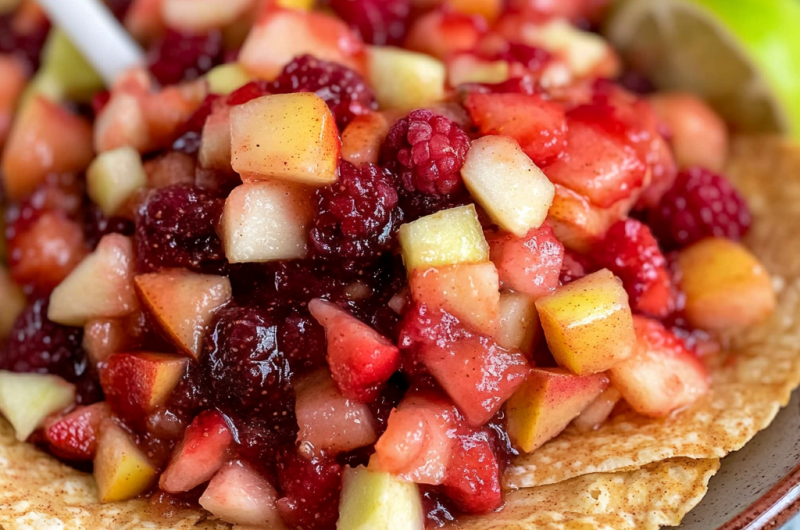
[0,0,775,528]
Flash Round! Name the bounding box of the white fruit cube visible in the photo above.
[338,466,424,530]
[95,420,157,502]
[0,371,75,441]
[206,63,251,95]
[199,105,232,171]
[367,46,445,110]
[200,460,285,527]
[496,292,540,354]
[461,136,555,238]
[230,93,340,186]
[86,147,147,216]
[523,19,616,78]
[222,181,313,263]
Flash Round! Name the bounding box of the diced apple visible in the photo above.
[2,96,94,201]
[571,386,621,433]
[200,460,285,527]
[94,92,150,154]
[495,292,540,354]
[0,371,75,441]
[398,205,489,272]
[404,10,485,61]
[83,310,148,365]
[461,136,555,237]
[230,93,339,186]
[676,238,775,332]
[409,262,500,335]
[0,265,25,339]
[447,54,509,87]
[341,112,391,166]
[199,104,232,171]
[536,269,635,375]
[206,63,252,95]
[161,0,253,32]
[338,466,424,530]
[94,420,158,503]
[134,269,232,359]
[487,224,564,299]
[86,147,147,217]
[37,29,104,103]
[367,46,445,110]
[0,55,26,148]
[608,316,709,417]
[441,429,502,514]
[45,402,110,461]
[160,410,233,493]
[506,368,608,453]
[295,370,378,456]
[221,181,313,263]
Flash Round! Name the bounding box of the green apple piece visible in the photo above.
[0,371,75,441]
[86,147,147,216]
[398,204,489,272]
[206,63,252,95]
[39,29,105,103]
[367,46,445,110]
[337,466,424,530]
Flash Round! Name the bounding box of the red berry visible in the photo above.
[648,167,752,249]
[147,30,223,86]
[441,429,503,514]
[559,249,590,285]
[225,80,272,106]
[276,448,342,530]
[381,109,470,197]
[329,0,411,46]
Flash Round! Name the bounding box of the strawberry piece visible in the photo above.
[488,224,565,300]
[404,9,486,60]
[441,428,502,514]
[45,402,110,461]
[308,299,400,403]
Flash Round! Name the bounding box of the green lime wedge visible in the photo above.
[605,0,800,140]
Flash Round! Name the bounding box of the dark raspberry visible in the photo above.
[648,167,751,249]
[279,311,328,376]
[83,205,135,250]
[147,30,223,86]
[271,55,377,129]
[329,0,411,45]
[420,486,457,528]
[559,249,590,285]
[381,109,470,197]
[276,448,342,530]
[309,161,401,261]
[232,415,283,481]
[135,184,226,274]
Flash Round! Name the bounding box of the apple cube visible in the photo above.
[94,419,157,503]
[0,265,25,339]
[536,269,635,375]
[609,316,709,417]
[94,92,150,154]
[230,93,339,186]
[37,29,104,103]
[442,430,502,514]
[341,112,391,166]
[160,410,233,493]
[495,292,540,354]
[295,370,378,456]
[199,104,232,171]
[506,368,608,453]
[83,310,148,365]
[48,234,138,327]
[571,386,621,433]
[86,147,147,216]
[367,46,445,110]
[134,269,232,359]
[45,402,110,461]
[200,460,285,527]
[221,181,313,263]
[398,204,489,272]
[522,19,619,79]
[2,95,94,201]
[677,238,775,332]
[337,466,424,530]
[488,224,564,299]
[409,262,501,336]
[447,54,509,87]
[309,299,400,402]
[404,10,485,61]
[161,0,253,33]
[0,55,26,148]
[0,371,75,441]
[206,63,252,96]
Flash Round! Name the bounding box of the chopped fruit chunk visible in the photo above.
[341,112,392,165]
[409,262,501,336]
[200,460,284,527]
[536,269,635,375]
[464,93,567,166]
[101,353,189,422]
[488,224,564,300]
[35,29,104,104]
[198,104,232,171]
[295,370,378,456]
[276,450,342,530]
[83,312,146,365]
[506,368,608,453]
[404,10,485,61]
[338,466,424,530]
[45,402,110,461]
[1,96,94,201]
[461,136,555,237]
[0,371,75,441]
[571,386,621,433]
[441,429,502,514]
[0,55,26,147]
[94,420,158,503]
[398,205,489,272]
[447,54,509,87]
[366,46,445,110]
[160,410,233,493]
[449,0,502,21]
[48,234,138,327]
[495,292,540,354]
[134,269,232,359]
[676,238,775,331]
[205,63,251,96]
[329,0,411,46]
[0,266,25,339]
[309,299,400,402]
[124,0,166,44]
[230,93,340,186]
[161,0,254,33]
[93,92,149,154]
[608,316,708,417]
[86,147,147,217]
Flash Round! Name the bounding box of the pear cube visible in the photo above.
[0,371,75,441]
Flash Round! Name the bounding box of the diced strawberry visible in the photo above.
[441,428,502,514]
[45,402,110,461]
[464,92,567,166]
[488,224,565,300]
[160,410,233,493]
[608,316,709,417]
[404,9,486,61]
[308,299,400,403]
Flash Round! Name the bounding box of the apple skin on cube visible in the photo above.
[337,466,424,530]
[536,269,635,376]
[571,386,621,433]
[366,46,446,110]
[94,420,158,503]
[200,460,286,528]
[506,367,608,453]
[0,371,76,442]
[86,147,147,217]
[230,93,340,186]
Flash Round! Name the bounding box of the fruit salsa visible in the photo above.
[0,0,779,528]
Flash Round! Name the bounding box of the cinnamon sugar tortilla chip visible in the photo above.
[506,136,800,489]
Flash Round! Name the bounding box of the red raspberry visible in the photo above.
[147,30,223,86]
[648,167,751,249]
[329,0,411,46]
[381,109,470,197]
[271,55,376,129]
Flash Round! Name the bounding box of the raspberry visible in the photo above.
[147,30,223,86]
[271,55,376,129]
[648,167,751,249]
[276,448,342,530]
[381,109,470,197]
[172,94,221,154]
[329,0,411,46]
[309,161,400,261]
